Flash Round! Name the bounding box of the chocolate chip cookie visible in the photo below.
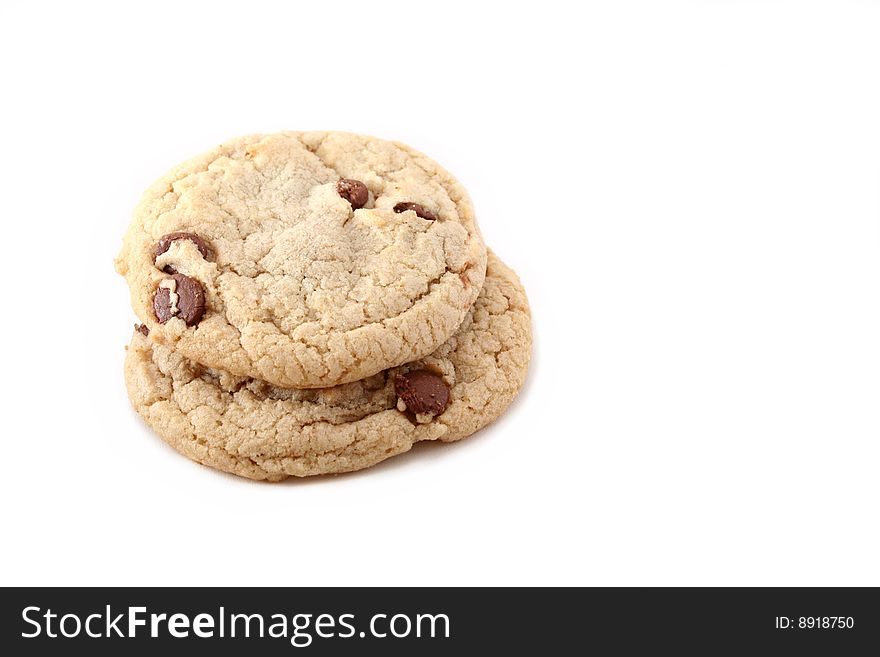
[115,131,487,388]
[123,252,530,480]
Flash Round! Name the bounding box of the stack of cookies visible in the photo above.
[115,132,531,481]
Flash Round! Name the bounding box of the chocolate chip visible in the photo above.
[153,286,174,323]
[153,273,206,326]
[154,232,212,273]
[393,202,438,222]
[394,370,451,417]
[174,274,206,325]
[135,323,149,336]
[336,178,369,209]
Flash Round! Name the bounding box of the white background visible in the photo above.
[1,0,878,586]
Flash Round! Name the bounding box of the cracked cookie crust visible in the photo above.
[123,252,530,481]
[115,131,487,388]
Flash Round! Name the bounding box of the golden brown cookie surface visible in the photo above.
[116,131,487,388]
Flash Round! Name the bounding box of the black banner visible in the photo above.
[1,588,877,654]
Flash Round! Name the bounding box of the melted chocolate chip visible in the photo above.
[153,286,174,323]
[135,323,149,336]
[153,273,206,326]
[174,274,206,325]
[394,370,451,417]
[393,202,438,221]
[336,178,369,209]
[154,232,212,273]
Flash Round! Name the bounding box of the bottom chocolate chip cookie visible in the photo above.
[124,251,531,481]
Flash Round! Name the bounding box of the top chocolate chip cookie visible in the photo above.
[115,131,487,388]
